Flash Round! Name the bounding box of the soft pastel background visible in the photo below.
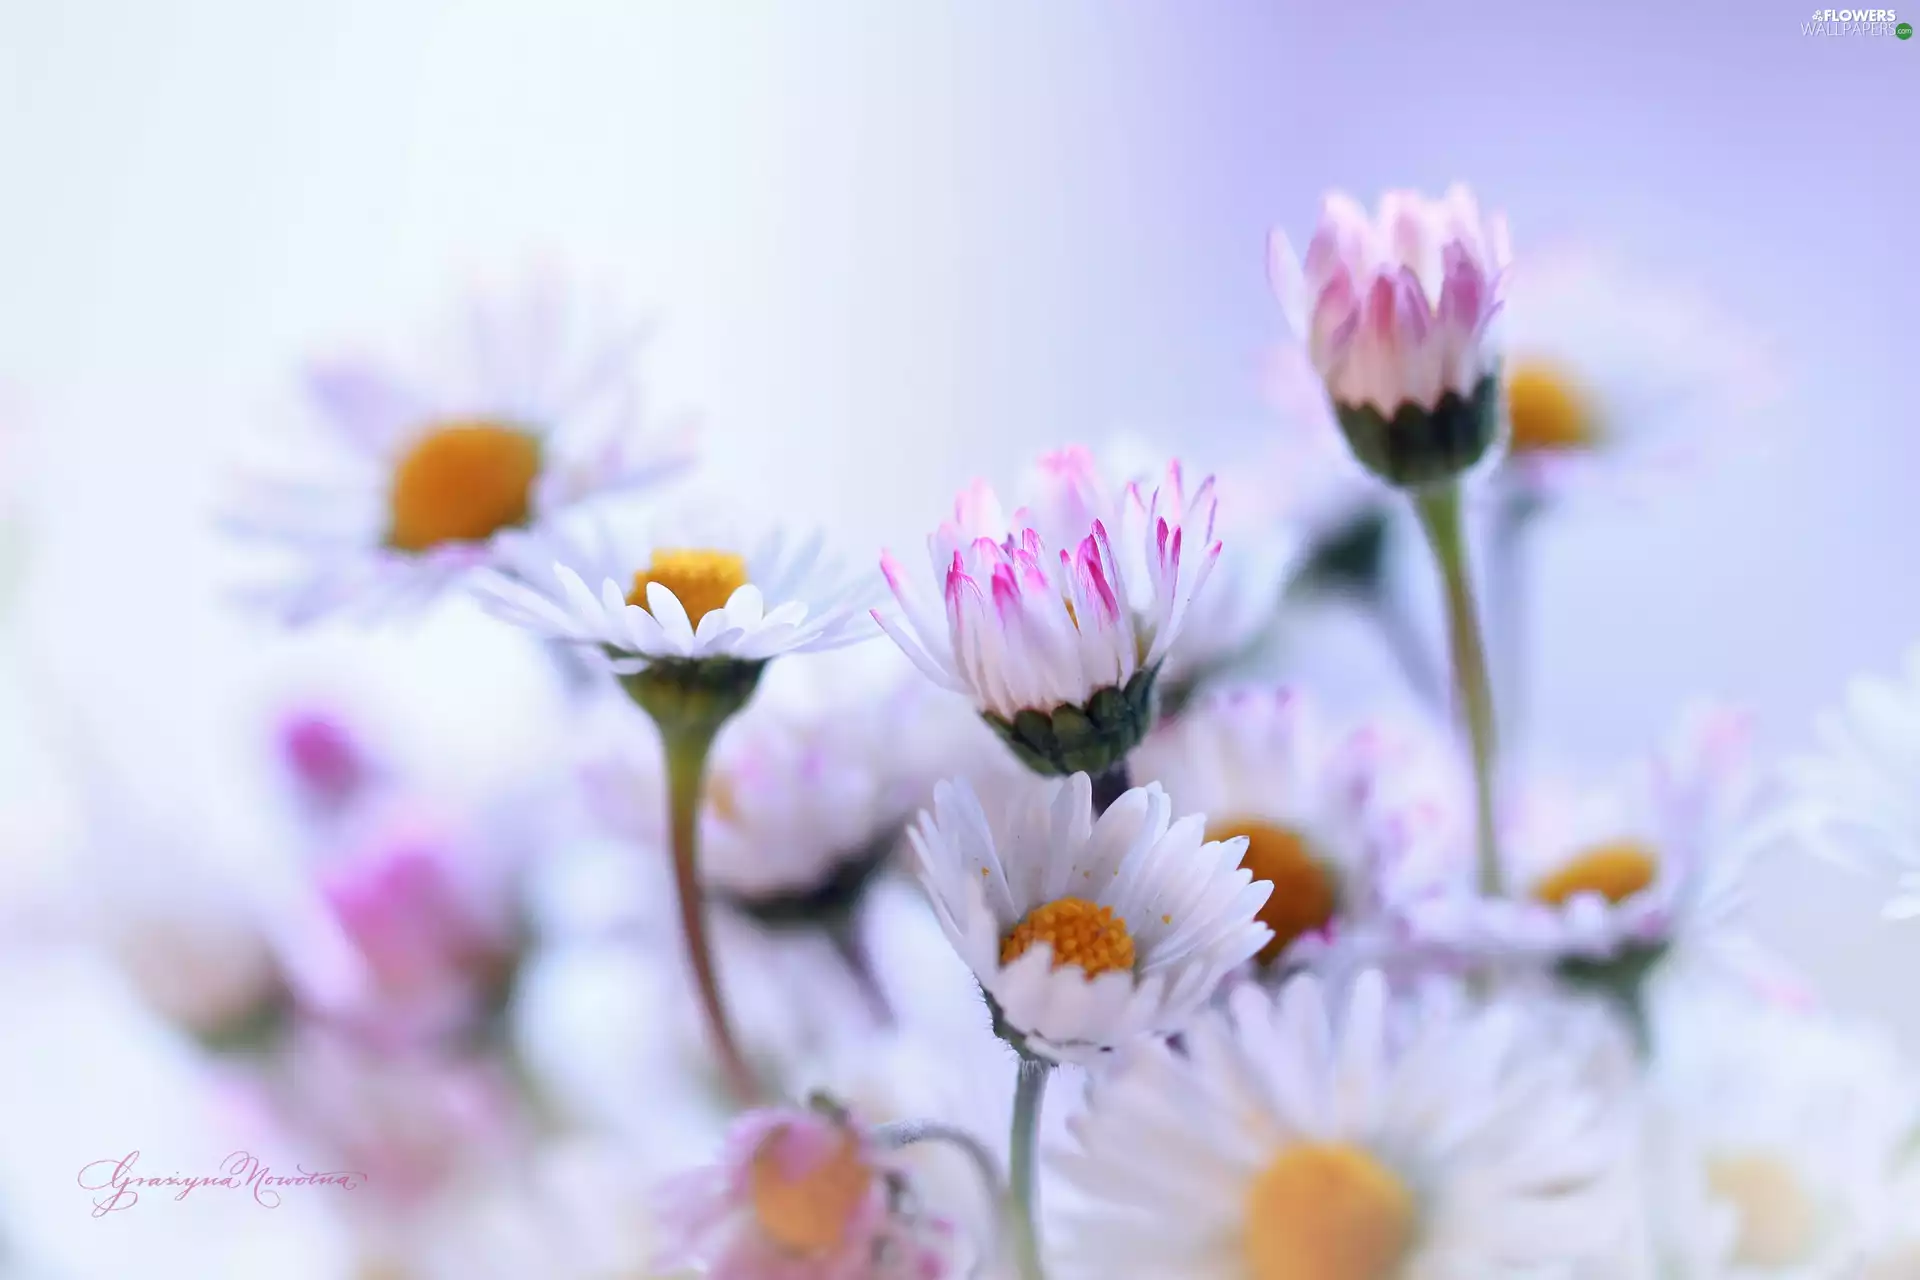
[2,1,1916,1275]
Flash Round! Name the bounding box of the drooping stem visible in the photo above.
[1006,1058,1052,1280]
[1411,482,1503,896]
[664,726,759,1106]
[875,1119,1010,1262]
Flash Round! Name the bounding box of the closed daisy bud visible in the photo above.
[1270,186,1510,490]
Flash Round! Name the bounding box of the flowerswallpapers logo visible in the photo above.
[1802,5,1909,33]
[76,1150,367,1217]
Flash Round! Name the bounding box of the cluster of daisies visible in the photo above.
[202,193,1920,1280]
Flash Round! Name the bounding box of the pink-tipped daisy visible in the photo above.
[876,451,1222,776]
[1270,185,1511,489]
[655,1101,955,1280]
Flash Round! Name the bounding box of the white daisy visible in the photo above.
[1054,972,1624,1279]
[1405,704,1776,980]
[1496,245,1781,506]
[876,451,1221,776]
[1781,643,1920,918]
[226,268,696,624]
[906,772,1272,1064]
[479,521,875,674]
[1131,685,1466,979]
[1640,992,1920,1277]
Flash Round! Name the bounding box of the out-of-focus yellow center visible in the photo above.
[385,422,542,553]
[626,549,750,627]
[1244,1143,1417,1280]
[1531,839,1659,907]
[747,1126,875,1257]
[1706,1152,1819,1268]
[1210,819,1339,965]
[1000,897,1136,978]
[1505,361,1600,455]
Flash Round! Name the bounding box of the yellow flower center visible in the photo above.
[1530,839,1659,907]
[1209,819,1339,965]
[626,549,750,627]
[747,1125,875,1257]
[385,422,543,553]
[1706,1152,1819,1268]
[999,897,1136,978]
[1505,361,1600,455]
[1245,1143,1417,1280]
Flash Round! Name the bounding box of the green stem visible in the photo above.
[1412,483,1503,896]
[664,727,759,1107]
[1006,1058,1051,1280]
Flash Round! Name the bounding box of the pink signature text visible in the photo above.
[76,1150,366,1217]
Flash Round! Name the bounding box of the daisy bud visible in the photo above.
[1270,185,1510,489]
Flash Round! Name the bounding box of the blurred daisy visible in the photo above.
[1641,993,1920,1277]
[1405,705,1777,993]
[1054,972,1624,1278]
[1132,686,1465,980]
[1781,643,1920,919]
[227,269,696,624]
[1497,246,1781,505]
[877,452,1221,777]
[481,522,874,674]
[907,772,1272,1063]
[582,649,954,916]
[655,1100,958,1280]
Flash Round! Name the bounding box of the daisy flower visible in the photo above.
[907,772,1272,1063]
[1130,686,1466,979]
[1405,704,1774,970]
[1269,185,1509,490]
[481,522,875,676]
[1639,992,1920,1277]
[226,269,696,624]
[1496,246,1781,506]
[1054,972,1624,1278]
[877,452,1222,778]
[582,649,954,917]
[655,1100,957,1280]
[1780,643,1920,919]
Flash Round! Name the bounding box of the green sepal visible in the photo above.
[981,666,1160,778]
[1335,373,1501,491]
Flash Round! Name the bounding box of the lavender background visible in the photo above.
[0,2,1916,1273]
